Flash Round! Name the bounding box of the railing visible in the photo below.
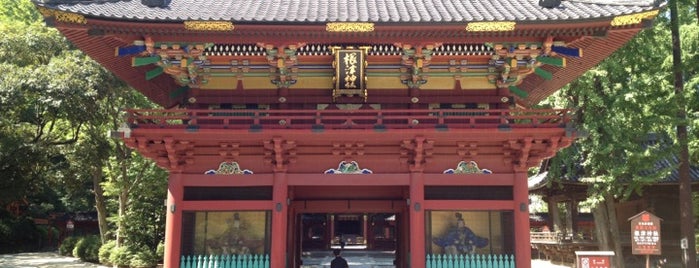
[530,232,561,243]
[531,231,595,243]
[530,232,597,264]
[125,108,571,130]
[426,254,515,268]
[180,254,270,268]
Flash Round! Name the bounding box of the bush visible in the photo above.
[59,236,80,256]
[98,240,116,265]
[109,246,133,267]
[155,241,165,262]
[130,247,158,268]
[0,217,42,253]
[72,235,101,262]
[0,219,13,253]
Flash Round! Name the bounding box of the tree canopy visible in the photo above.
[0,0,167,259]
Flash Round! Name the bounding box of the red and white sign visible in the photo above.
[576,251,614,268]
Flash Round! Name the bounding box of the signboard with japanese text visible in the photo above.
[335,49,365,91]
[629,211,662,255]
[331,47,369,101]
[576,251,614,268]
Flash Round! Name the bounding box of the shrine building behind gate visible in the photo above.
[33,1,663,267]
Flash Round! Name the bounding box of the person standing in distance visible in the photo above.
[331,249,348,268]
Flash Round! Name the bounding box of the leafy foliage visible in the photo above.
[0,0,41,24]
[109,246,134,267]
[0,214,42,253]
[1,0,167,259]
[59,236,80,256]
[98,239,116,265]
[130,246,160,268]
[72,235,101,262]
[543,19,683,202]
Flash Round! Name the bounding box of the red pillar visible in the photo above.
[164,173,183,268]
[363,214,368,247]
[514,171,531,268]
[409,172,425,268]
[271,172,288,268]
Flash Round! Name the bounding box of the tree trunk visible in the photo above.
[605,195,624,268]
[549,199,564,233]
[116,190,128,247]
[593,202,611,251]
[92,166,108,244]
[115,143,130,248]
[670,0,697,267]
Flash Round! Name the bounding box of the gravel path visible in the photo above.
[0,252,109,268]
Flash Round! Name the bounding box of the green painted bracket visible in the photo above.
[508,85,529,98]
[145,66,164,80]
[537,57,566,67]
[534,67,553,80]
[132,56,161,67]
[169,86,190,98]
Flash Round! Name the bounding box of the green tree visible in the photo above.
[0,0,40,24]
[542,3,699,267]
[2,0,168,257]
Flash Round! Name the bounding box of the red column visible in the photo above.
[409,172,425,268]
[271,172,288,268]
[363,214,368,248]
[514,171,531,268]
[164,173,183,268]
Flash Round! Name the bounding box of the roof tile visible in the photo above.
[35,0,663,23]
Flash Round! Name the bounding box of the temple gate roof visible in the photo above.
[36,0,662,23]
[33,0,665,108]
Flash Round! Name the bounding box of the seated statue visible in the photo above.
[433,213,489,255]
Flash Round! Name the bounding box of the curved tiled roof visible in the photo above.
[35,0,663,23]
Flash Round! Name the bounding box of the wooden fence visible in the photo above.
[426,254,515,268]
[180,254,270,268]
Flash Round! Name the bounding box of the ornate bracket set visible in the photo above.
[115,35,582,103]
[39,7,659,102]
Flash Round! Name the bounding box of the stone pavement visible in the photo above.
[0,251,571,268]
[301,250,396,268]
[0,252,109,268]
[300,250,572,268]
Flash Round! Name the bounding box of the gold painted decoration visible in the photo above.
[184,21,234,31]
[465,21,515,32]
[326,22,375,32]
[611,10,660,26]
[37,7,86,24]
